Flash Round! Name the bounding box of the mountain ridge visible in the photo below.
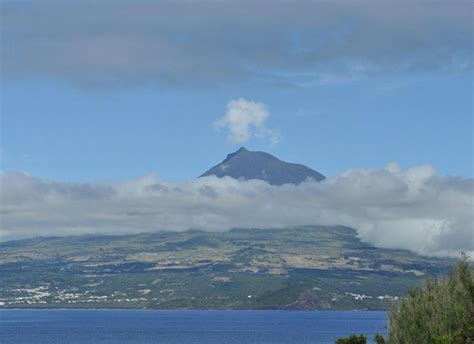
[200,147,325,185]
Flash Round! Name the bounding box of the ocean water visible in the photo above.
[0,309,387,344]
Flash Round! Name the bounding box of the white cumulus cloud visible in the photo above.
[0,163,472,257]
[214,98,279,145]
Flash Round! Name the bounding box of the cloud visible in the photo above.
[214,98,279,145]
[1,1,472,89]
[1,164,472,257]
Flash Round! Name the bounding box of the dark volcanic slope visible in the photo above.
[200,147,325,185]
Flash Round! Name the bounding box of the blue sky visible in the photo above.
[1,1,472,181]
[1,1,473,252]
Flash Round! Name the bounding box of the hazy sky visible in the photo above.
[1,1,472,181]
[0,1,473,253]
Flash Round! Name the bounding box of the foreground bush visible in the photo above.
[335,334,367,344]
[335,255,473,343]
[335,333,385,344]
[388,254,474,343]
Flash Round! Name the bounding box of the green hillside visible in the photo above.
[0,226,453,310]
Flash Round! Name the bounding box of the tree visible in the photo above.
[335,254,473,344]
[335,333,385,344]
[373,333,386,344]
[388,254,474,344]
[336,334,367,344]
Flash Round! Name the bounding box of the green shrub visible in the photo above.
[373,333,386,344]
[335,255,473,344]
[335,334,367,344]
[388,254,474,344]
[335,333,386,344]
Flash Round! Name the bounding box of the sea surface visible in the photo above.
[0,309,387,344]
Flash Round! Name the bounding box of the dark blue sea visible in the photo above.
[0,309,387,344]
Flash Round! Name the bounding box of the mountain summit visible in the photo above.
[200,147,325,185]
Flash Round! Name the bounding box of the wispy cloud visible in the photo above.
[1,164,472,257]
[214,98,279,145]
[2,1,472,89]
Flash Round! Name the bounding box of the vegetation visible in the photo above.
[336,255,474,343]
[335,333,386,344]
[373,333,386,344]
[335,334,367,344]
[388,254,474,344]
